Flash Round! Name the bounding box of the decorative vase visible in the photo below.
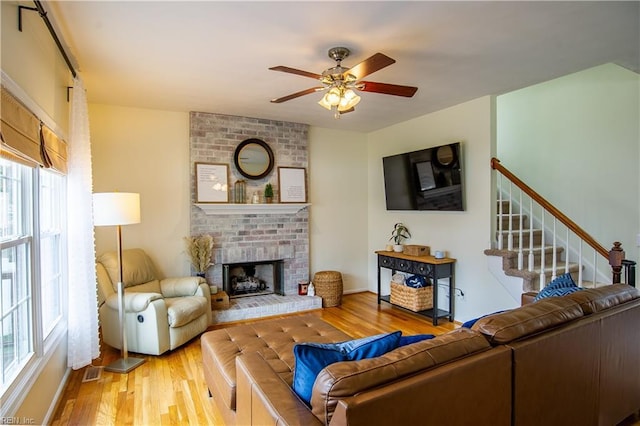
[265,196,273,204]
[393,244,404,252]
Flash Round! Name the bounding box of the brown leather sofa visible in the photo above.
[201,284,640,425]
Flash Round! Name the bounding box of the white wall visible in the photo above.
[90,104,191,277]
[367,96,517,322]
[1,1,70,136]
[498,63,640,267]
[309,127,369,293]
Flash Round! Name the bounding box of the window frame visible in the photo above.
[0,160,68,415]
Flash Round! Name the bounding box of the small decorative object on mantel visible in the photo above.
[184,234,214,279]
[298,280,309,295]
[389,222,411,252]
[307,281,315,297]
[234,179,246,203]
[264,182,274,204]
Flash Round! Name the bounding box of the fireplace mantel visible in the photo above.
[195,203,310,215]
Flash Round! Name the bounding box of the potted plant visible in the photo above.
[389,223,411,252]
[264,183,274,203]
[184,234,214,278]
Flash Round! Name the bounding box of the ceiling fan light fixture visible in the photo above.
[318,96,333,110]
[338,89,361,111]
[326,87,342,106]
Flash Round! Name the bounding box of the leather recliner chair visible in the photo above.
[96,248,211,355]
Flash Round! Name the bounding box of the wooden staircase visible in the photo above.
[485,200,581,292]
[487,158,635,295]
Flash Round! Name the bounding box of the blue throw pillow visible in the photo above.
[461,310,507,329]
[534,273,581,301]
[406,275,428,288]
[398,334,435,347]
[292,331,402,404]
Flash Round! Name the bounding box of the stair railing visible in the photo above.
[492,158,635,288]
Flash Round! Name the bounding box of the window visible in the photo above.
[0,160,33,389]
[39,170,65,336]
[0,158,66,394]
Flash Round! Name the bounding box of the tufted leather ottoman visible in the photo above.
[201,314,350,425]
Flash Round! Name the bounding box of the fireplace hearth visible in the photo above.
[223,259,284,298]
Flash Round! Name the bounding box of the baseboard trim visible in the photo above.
[43,366,72,425]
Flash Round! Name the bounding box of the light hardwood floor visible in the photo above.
[50,292,455,425]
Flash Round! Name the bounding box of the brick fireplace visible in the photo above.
[189,112,310,296]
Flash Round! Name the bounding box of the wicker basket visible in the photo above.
[313,271,343,307]
[390,282,433,312]
[403,245,430,257]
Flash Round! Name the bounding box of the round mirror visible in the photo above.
[234,139,274,180]
[434,144,457,168]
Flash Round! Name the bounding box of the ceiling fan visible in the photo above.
[269,47,418,118]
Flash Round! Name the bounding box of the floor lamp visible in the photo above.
[93,192,145,373]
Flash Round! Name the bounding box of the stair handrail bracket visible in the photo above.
[490,157,635,288]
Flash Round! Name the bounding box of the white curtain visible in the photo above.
[67,76,100,369]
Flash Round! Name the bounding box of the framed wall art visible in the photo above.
[278,167,307,203]
[195,162,229,203]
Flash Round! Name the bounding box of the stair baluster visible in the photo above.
[497,175,503,250]
[551,218,557,281]
[507,181,513,251]
[528,198,534,272]
[517,190,524,270]
[539,210,546,289]
[564,228,570,275]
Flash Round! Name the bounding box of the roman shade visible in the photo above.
[40,123,68,174]
[1,86,42,167]
[1,86,68,174]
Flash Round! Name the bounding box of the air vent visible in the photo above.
[82,366,103,382]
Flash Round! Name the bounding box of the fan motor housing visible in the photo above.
[328,47,350,62]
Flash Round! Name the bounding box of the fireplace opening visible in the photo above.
[223,259,284,298]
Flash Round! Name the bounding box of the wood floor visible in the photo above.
[50,291,455,425]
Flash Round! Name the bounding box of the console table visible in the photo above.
[375,250,456,325]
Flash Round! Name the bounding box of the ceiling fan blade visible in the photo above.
[358,81,418,97]
[270,87,324,103]
[269,66,322,80]
[346,53,396,80]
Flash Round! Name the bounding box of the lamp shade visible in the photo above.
[93,192,141,226]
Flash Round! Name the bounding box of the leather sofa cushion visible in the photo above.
[98,248,159,289]
[161,277,202,297]
[472,297,583,345]
[565,284,639,314]
[165,296,208,328]
[311,328,489,424]
[105,291,162,312]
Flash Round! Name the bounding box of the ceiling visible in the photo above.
[47,1,639,133]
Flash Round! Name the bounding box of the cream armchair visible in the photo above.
[96,248,211,355]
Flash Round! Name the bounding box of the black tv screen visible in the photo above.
[382,142,464,211]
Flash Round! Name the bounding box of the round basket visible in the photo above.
[313,270,343,307]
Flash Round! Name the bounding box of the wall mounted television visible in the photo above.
[382,142,464,211]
